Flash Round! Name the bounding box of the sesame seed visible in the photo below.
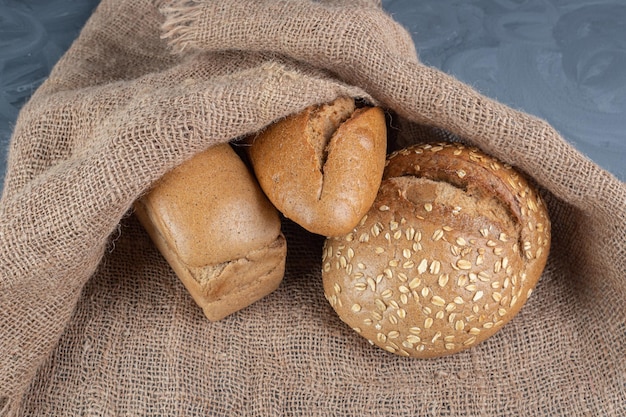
[463,337,477,346]
[457,259,472,270]
[430,260,441,274]
[417,259,428,274]
[431,296,446,306]
[438,274,449,287]
[409,277,421,290]
[457,275,468,287]
[409,327,421,335]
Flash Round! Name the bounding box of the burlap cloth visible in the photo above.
[1,0,624,415]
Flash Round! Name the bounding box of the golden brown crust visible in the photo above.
[322,142,550,358]
[246,97,387,237]
[134,143,286,321]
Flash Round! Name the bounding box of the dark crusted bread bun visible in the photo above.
[322,142,551,358]
[245,97,387,237]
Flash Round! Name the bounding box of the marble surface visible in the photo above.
[1,0,624,190]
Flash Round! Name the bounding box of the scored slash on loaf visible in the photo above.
[322,142,551,358]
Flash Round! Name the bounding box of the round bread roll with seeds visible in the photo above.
[322,142,551,358]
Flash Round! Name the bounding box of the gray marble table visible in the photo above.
[1,0,624,190]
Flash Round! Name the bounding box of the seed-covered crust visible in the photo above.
[322,142,551,358]
[246,97,387,237]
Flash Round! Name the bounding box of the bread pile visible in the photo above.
[135,97,550,358]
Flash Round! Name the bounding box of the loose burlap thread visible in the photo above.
[1,0,624,415]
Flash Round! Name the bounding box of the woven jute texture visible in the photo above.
[1,0,624,415]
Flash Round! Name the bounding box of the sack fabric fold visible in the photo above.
[1,0,624,415]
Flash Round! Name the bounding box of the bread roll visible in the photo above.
[322,142,551,358]
[134,144,286,321]
[245,97,387,237]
